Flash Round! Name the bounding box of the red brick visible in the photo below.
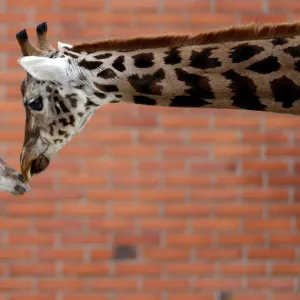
[33,190,82,201]
[35,13,81,23]
[219,234,264,245]
[165,204,212,216]
[115,234,159,245]
[190,13,236,25]
[86,160,133,172]
[166,234,212,246]
[216,174,262,185]
[195,278,242,289]
[38,249,84,260]
[220,263,266,275]
[244,219,291,230]
[163,146,209,157]
[197,248,242,260]
[270,234,300,244]
[91,249,113,260]
[166,263,214,274]
[273,294,300,300]
[247,278,293,289]
[86,13,134,24]
[60,175,107,186]
[87,131,132,144]
[7,203,54,216]
[60,203,106,215]
[137,13,185,24]
[90,218,134,231]
[143,248,190,260]
[266,146,300,156]
[0,218,30,230]
[10,263,55,275]
[192,218,240,231]
[116,263,162,275]
[138,160,185,171]
[242,160,288,171]
[62,234,107,244]
[38,279,84,290]
[10,295,56,300]
[266,115,300,127]
[140,218,186,230]
[91,279,137,290]
[111,0,157,11]
[60,0,105,9]
[215,145,260,157]
[165,0,210,11]
[191,189,237,200]
[269,0,300,10]
[273,263,300,274]
[191,161,237,172]
[8,234,54,245]
[161,116,209,127]
[241,14,289,23]
[165,175,210,185]
[114,294,160,300]
[168,294,214,300]
[0,248,31,260]
[269,204,300,215]
[144,279,189,290]
[139,131,184,143]
[214,117,261,128]
[269,175,300,185]
[63,295,107,300]
[248,248,295,259]
[36,219,82,231]
[217,0,263,11]
[8,0,52,8]
[215,204,262,216]
[0,13,27,23]
[63,264,109,275]
[87,190,133,201]
[111,116,157,127]
[138,189,185,201]
[243,189,289,200]
[0,279,31,290]
[242,132,288,143]
[112,204,158,216]
[230,293,267,300]
[112,175,159,186]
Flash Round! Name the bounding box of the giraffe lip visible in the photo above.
[30,155,50,176]
[22,155,50,182]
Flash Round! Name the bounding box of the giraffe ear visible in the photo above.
[17,56,70,82]
[58,41,73,50]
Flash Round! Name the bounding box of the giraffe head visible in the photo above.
[0,158,31,195]
[16,22,104,182]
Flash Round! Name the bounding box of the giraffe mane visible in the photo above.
[71,21,300,53]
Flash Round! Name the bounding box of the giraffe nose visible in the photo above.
[17,174,26,183]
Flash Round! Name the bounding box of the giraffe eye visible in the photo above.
[28,96,43,111]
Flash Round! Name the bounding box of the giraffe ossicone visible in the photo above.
[16,21,300,181]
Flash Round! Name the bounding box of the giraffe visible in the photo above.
[16,21,300,181]
[0,157,31,195]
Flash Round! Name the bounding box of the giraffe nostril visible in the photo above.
[18,174,26,183]
[14,185,26,195]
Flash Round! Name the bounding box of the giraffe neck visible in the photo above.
[64,34,300,116]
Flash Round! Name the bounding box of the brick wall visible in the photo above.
[0,0,299,299]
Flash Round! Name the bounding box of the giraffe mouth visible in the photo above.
[31,155,50,177]
[22,155,50,182]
